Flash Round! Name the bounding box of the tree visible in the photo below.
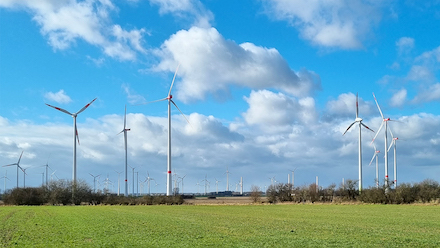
[250,185,262,203]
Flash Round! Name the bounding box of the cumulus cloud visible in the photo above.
[44,89,72,104]
[261,0,384,49]
[149,0,213,27]
[325,92,373,120]
[0,0,146,61]
[152,27,321,102]
[390,89,407,107]
[242,90,317,133]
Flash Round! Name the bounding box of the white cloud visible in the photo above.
[412,83,440,103]
[121,84,146,105]
[44,89,72,104]
[0,0,146,61]
[262,0,384,49]
[390,89,407,107]
[242,90,317,133]
[325,92,373,119]
[149,0,213,27]
[396,37,414,55]
[153,27,321,102]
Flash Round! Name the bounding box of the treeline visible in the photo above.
[0,179,183,206]
[264,179,440,204]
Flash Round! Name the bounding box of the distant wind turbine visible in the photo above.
[214,178,220,194]
[46,98,97,185]
[141,64,190,196]
[369,141,380,189]
[3,151,24,188]
[117,105,130,197]
[145,172,154,195]
[115,170,123,196]
[343,93,374,192]
[371,93,393,188]
[224,166,232,191]
[41,155,51,187]
[89,173,100,193]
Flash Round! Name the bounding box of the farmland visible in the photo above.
[1,204,439,247]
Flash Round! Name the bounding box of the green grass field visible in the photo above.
[1,204,439,247]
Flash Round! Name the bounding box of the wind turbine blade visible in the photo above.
[168,64,181,96]
[17,151,24,164]
[369,153,376,166]
[356,92,359,119]
[360,122,374,132]
[342,122,356,135]
[372,93,384,119]
[45,103,73,116]
[170,100,191,125]
[124,105,127,129]
[387,141,394,153]
[75,123,80,145]
[371,122,384,143]
[388,126,394,139]
[133,97,168,106]
[77,98,97,115]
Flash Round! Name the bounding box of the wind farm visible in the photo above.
[2,1,440,246]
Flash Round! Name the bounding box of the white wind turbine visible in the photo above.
[41,155,51,187]
[117,105,130,197]
[115,170,123,196]
[89,173,100,193]
[214,178,220,194]
[143,65,190,196]
[387,128,400,188]
[3,151,24,188]
[224,166,232,191]
[343,93,374,192]
[145,172,154,195]
[369,141,380,189]
[371,93,393,188]
[46,98,97,185]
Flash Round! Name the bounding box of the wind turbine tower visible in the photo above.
[118,105,131,197]
[388,128,399,188]
[343,93,374,192]
[46,98,97,185]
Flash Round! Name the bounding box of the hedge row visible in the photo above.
[1,179,183,206]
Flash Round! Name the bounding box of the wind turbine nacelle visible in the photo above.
[355,117,363,122]
[167,95,173,99]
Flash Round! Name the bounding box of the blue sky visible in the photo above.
[1,0,439,194]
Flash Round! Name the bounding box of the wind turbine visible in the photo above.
[46,98,97,185]
[371,93,393,188]
[128,164,136,196]
[41,155,51,187]
[290,168,297,188]
[3,151,24,188]
[224,166,232,191]
[143,65,190,196]
[115,170,123,196]
[22,167,29,188]
[343,93,374,192]
[145,172,154,195]
[1,170,10,193]
[178,175,186,195]
[214,178,220,194]
[387,128,400,188]
[369,141,380,189]
[117,105,130,197]
[89,173,100,193]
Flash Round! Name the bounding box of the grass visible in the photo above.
[1,204,439,247]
